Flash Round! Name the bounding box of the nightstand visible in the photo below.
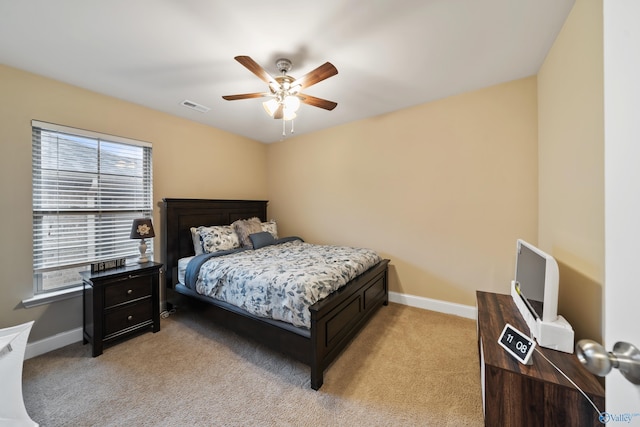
[82,261,162,356]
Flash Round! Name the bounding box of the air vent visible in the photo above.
[180,100,210,113]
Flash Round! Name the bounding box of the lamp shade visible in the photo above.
[283,95,300,112]
[130,218,155,239]
[263,99,279,116]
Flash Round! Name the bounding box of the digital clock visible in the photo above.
[498,323,536,365]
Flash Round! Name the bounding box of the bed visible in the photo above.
[161,198,390,390]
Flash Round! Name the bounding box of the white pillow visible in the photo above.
[196,225,241,253]
[261,220,278,239]
[190,227,204,255]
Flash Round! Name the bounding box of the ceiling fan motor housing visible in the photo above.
[276,58,292,74]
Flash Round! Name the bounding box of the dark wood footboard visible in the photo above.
[310,258,389,389]
[161,198,389,389]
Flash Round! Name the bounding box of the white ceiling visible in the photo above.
[0,0,574,143]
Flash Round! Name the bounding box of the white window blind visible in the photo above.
[32,120,153,293]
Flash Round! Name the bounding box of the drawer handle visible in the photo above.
[127,289,133,295]
[127,315,133,321]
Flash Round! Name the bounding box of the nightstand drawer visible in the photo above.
[104,275,152,308]
[104,300,153,337]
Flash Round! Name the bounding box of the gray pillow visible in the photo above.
[249,231,276,249]
[232,217,262,248]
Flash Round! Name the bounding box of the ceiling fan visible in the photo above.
[222,56,338,122]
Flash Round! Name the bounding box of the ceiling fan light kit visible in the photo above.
[222,55,338,136]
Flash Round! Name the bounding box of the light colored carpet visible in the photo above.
[22,303,484,426]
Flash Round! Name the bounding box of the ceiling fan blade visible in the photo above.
[298,94,338,111]
[291,62,338,90]
[222,92,269,101]
[234,56,277,85]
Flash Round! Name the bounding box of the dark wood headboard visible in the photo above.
[160,199,268,290]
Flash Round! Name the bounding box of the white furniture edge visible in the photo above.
[0,321,38,426]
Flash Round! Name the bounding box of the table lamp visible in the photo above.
[130,218,155,263]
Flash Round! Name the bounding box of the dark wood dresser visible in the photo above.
[82,261,162,356]
[476,291,604,427]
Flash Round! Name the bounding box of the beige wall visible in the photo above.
[2,55,576,344]
[537,0,604,342]
[267,77,539,307]
[0,64,267,341]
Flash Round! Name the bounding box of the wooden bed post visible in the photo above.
[310,314,323,390]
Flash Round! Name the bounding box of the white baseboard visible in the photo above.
[389,291,477,320]
[24,294,476,358]
[25,327,83,360]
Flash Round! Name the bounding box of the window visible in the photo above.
[32,121,153,294]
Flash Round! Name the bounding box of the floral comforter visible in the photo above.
[185,239,381,328]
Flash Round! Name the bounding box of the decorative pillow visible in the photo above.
[249,231,276,249]
[231,217,263,248]
[190,227,204,255]
[197,225,240,253]
[261,220,278,239]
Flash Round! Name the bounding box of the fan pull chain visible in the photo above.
[280,118,295,138]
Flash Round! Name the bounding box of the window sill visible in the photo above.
[22,285,83,308]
